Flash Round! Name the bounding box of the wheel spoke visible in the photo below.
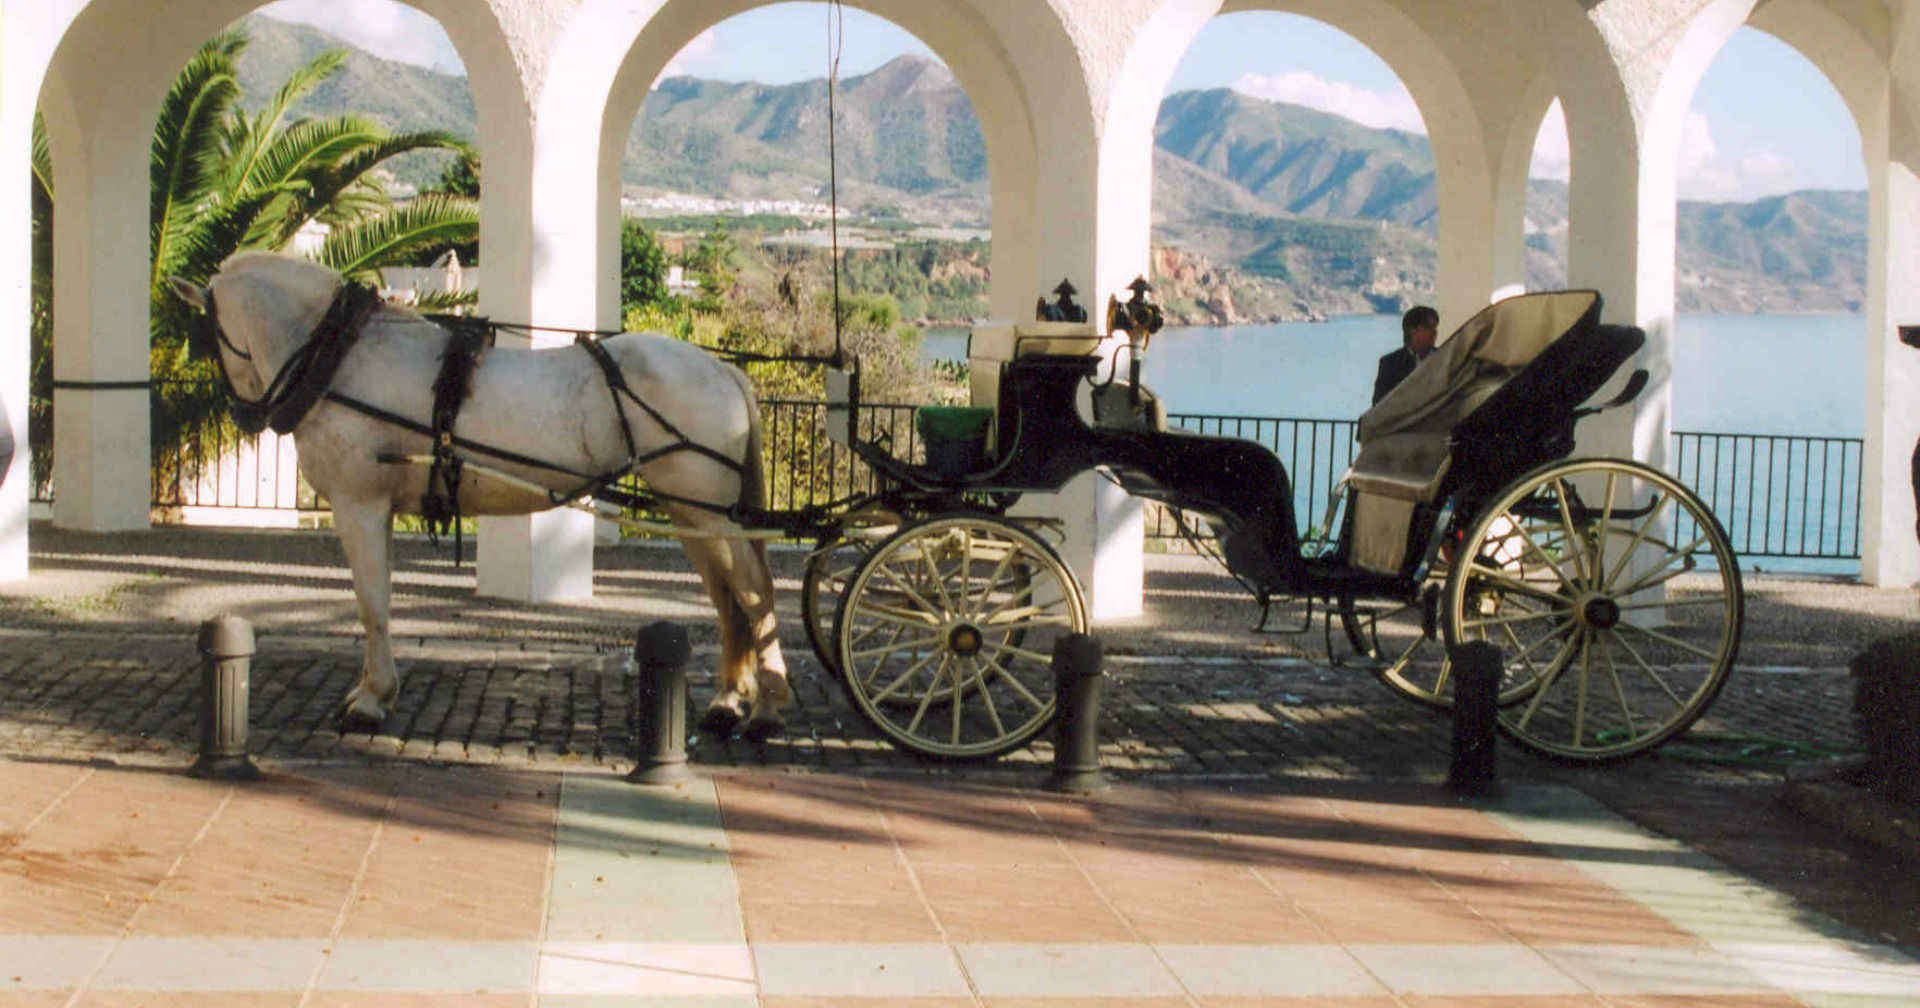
[980,640,1055,665]
[1600,636,1638,739]
[1465,565,1571,604]
[1614,594,1728,613]
[949,663,966,745]
[1592,470,1618,585]
[850,633,942,661]
[918,542,956,613]
[1509,631,1582,731]
[1610,533,1710,597]
[1510,517,1577,589]
[1572,629,1593,745]
[1553,479,1590,587]
[903,655,947,735]
[967,539,1021,615]
[854,601,942,630]
[973,658,1009,735]
[1614,620,1725,664]
[877,561,948,620]
[867,650,941,703]
[1457,606,1566,632]
[1607,629,1688,708]
[1602,491,1669,588]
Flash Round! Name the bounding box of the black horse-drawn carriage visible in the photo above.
[799,285,1742,763]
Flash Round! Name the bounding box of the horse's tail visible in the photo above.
[732,366,766,518]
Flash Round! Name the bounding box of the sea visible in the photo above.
[921,313,1869,575]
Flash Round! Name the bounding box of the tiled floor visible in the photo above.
[2,758,1917,1006]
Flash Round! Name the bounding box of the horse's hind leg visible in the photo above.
[681,535,757,736]
[332,497,399,729]
[731,537,792,741]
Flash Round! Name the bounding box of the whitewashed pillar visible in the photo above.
[1860,155,1920,586]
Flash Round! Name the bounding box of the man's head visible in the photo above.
[1402,305,1439,355]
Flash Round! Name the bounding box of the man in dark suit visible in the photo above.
[1373,304,1440,405]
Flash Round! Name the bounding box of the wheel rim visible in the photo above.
[1446,459,1743,761]
[835,515,1088,759]
[801,532,880,676]
[1343,575,1450,709]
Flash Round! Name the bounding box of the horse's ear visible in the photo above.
[167,277,208,312]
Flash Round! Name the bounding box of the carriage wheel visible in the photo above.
[1336,542,1541,710]
[834,514,1088,760]
[800,521,895,676]
[1444,457,1742,762]
[1339,573,1449,708]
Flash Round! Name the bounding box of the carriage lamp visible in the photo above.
[1106,276,1164,407]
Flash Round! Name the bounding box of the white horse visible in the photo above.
[169,251,791,737]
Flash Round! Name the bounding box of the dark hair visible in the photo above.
[1401,305,1439,344]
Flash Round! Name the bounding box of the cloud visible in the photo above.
[257,0,459,72]
[1231,70,1425,134]
[1675,111,1802,201]
[655,29,719,87]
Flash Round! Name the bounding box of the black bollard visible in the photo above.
[1045,633,1108,793]
[1446,640,1502,798]
[189,615,261,780]
[627,621,694,785]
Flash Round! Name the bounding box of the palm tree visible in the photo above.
[27,25,481,485]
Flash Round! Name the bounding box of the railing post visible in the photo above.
[1445,641,1501,798]
[190,615,261,781]
[627,621,694,786]
[1045,633,1108,793]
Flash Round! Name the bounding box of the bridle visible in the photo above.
[187,280,381,435]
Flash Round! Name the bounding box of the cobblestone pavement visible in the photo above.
[1,522,1915,958]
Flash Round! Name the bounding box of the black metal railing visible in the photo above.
[1670,430,1863,559]
[35,389,1868,563]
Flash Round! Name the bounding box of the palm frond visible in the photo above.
[295,128,472,229]
[413,287,481,312]
[150,30,245,292]
[30,111,52,201]
[314,195,479,280]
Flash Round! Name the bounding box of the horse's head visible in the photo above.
[168,252,347,427]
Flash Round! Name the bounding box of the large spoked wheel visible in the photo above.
[1444,457,1743,762]
[833,514,1089,760]
[800,519,896,676]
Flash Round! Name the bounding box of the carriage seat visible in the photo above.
[968,322,1104,450]
[1343,290,1604,574]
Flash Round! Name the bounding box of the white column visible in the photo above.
[1860,158,1920,586]
[472,1,595,603]
[48,90,151,532]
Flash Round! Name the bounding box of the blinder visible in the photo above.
[188,292,221,362]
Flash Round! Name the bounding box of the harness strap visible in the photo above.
[573,335,639,462]
[254,283,381,435]
[420,316,493,561]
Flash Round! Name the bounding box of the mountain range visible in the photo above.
[235,14,1864,316]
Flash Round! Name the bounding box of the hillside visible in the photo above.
[233,13,1865,316]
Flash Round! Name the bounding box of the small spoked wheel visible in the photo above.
[1337,546,1540,710]
[800,519,896,676]
[1444,458,1742,762]
[833,514,1089,759]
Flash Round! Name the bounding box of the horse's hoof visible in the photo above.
[740,714,785,742]
[336,691,388,732]
[698,705,743,737]
[336,705,385,733]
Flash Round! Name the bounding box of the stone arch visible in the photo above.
[1494,75,1563,300]
[1159,0,1497,328]
[533,0,1084,330]
[25,0,525,538]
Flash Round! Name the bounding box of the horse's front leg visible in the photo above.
[332,496,399,729]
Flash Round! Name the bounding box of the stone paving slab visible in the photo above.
[0,522,1915,972]
[4,761,1919,1005]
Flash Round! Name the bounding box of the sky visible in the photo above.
[257,0,1865,203]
